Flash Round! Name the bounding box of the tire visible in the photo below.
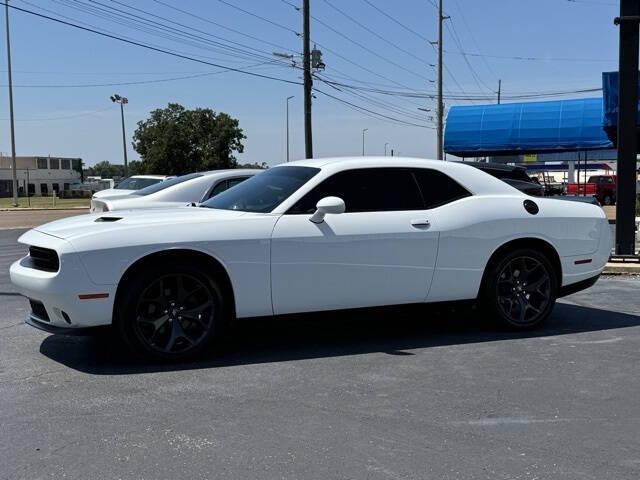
[603,195,613,206]
[481,248,558,330]
[117,261,226,362]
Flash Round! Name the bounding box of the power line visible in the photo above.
[70,0,290,65]
[322,0,434,73]
[314,87,435,128]
[277,0,432,94]
[308,7,434,82]
[215,0,300,35]
[0,106,113,121]
[445,18,494,93]
[450,0,499,83]
[4,2,303,86]
[361,0,430,42]
[20,0,283,67]
[315,73,434,122]
[151,0,299,55]
[0,62,280,87]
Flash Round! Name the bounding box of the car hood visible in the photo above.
[33,207,251,241]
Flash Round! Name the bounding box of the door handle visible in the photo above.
[411,219,430,228]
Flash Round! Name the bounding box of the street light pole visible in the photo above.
[362,128,368,156]
[110,94,129,177]
[384,142,389,156]
[286,96,294,162]
[5,0,18,207]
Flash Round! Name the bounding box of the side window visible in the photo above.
[227,177,248,189]
[208,180,229,199]
[412,168,470,209]
[288,168,424,214]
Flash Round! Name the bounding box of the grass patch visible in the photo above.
[0,197,90,209]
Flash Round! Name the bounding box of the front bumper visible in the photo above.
[10,230,116,330]
[26,312,110,336]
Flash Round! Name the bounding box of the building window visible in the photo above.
[40,183,48,195]
[28,184,35,195]
[64,183,70,191]
[50,158,60,169]
[37,158,48,169]
[52,183,59,194]
[60,159,71,169]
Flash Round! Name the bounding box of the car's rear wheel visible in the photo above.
[482,248,558,329]
[118,263,225,361]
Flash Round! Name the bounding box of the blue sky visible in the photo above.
[0,0,620,167]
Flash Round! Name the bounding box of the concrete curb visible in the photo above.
[603,262,640,275]
[0,207,89,212]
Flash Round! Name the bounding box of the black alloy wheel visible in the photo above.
[484,248,558,329]
[119,263,224,361]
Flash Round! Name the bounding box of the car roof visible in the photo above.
[129,175,172,179]
[274,156,517,196]
[198,169,264,177]
[281,156,447,169]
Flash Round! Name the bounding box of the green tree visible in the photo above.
[238,161,268,169]
[132,103,246,176]
[127,160,146,176]
[85,161,126,178]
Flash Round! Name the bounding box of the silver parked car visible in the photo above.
[90,169,262,213]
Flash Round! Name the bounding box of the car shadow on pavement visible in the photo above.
[39,302,640,375]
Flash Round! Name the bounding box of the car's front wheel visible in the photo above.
[482,248,558,329]
[119,263,225,361]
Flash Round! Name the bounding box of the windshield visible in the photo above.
[115,177,163,190]
[202,166,319,213]
[134,173,203,196]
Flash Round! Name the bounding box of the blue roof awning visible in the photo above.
[444,97,613,157]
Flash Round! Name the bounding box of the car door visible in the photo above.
[270,167,440,315]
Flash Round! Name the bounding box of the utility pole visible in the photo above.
[286,95,294,162]
[5,0,18,207]
[497,79,501,104]
[436,0,448,160]
[302,0,313,159]
[614,0,640,255]
[110,94,129,177]
[362,128,368,156]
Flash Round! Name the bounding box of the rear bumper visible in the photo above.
[558,274,600,298]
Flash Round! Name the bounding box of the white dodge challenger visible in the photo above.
[11,157,611,361]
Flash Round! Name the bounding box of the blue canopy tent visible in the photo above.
[602,71,640,145]
[444,97,613,157]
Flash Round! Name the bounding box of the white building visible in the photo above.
[0,155,82,197]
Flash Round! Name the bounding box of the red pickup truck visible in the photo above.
[566,175,616,205]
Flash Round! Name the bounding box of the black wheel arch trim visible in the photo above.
[112,249,236,327]
[479,237,563,297]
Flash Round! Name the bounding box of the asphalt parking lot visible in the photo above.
[1,228,640,480]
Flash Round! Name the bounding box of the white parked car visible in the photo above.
[92,175,173,199]
[11,157,611,361]
[90,169,261,213]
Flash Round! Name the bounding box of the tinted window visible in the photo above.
[37,158,48,169]
[202,166,319,213]
[208,180,228,199]
[288,168,424,214]
[135,173,203,196]
[412,169,470,209]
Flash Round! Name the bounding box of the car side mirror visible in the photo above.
[309,196,345,223]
